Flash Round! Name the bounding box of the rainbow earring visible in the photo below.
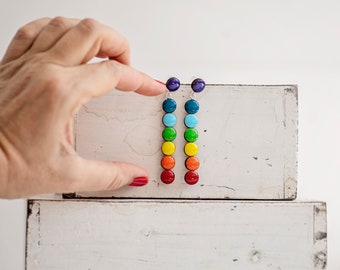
[184,78,205,185]
[160,77,180,184]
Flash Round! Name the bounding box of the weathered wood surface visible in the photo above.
[75,84,298,199]
[26,200,326,270]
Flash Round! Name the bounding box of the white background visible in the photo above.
[0,0,339,269]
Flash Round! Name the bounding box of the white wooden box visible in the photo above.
[26,200,326,270]
[75,84,298,199]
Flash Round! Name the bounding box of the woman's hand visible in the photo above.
[0,17,165,198]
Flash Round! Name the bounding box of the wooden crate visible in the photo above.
[75,84,298,199]
[26,200,326,270]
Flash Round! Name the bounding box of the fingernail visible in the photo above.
[155,79,165,85]
[129,176,148,187]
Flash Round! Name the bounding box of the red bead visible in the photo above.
[161,170,175,184]
[185,171,199,185]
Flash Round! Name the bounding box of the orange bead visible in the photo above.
[185,157,200,170]
[161,156,175,170]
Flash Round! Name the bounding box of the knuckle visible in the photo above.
[38,66,68,101]
[49,16,69,30]
[104,164,123,190]
[45,77,67,100]
[106,178,123,190]
[78,18,100,33]
[106,59,120,70]
[121,39,130,54]
[15,25,37,41]
[105,60,121,80]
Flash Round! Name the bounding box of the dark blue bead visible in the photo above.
[162,98,177,113]
[185,99,200,114]
[191,78,205,93]
[166,77,180,92]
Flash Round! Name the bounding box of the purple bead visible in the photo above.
[166,77,180,92]
[191,78,205,93]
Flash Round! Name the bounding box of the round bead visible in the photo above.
[161,156,175,170]
[185,157,200,171]
[184,128,198,142]
[162,141,176,155]
[162,127,177,141]
[162,113,177,127]
[162,98,177,113]
[184,142,198,156]
[166,77,180,92]
[185,99,200,114]
[184,114,198,128]
[191,78,205,93]
[185,170,199,185]
[161,170,175,184]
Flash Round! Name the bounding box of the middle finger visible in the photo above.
[29,17,80,53]
[48,18,130,66]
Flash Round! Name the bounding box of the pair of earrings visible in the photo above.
[160,77,205,185]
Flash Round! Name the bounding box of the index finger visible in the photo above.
[48,18,130,65]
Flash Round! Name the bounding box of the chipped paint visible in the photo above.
[249,250,263,263]
[315,231,327,241]
[26,200,326,270]
[284,177,297,200]
[314,251,327,269]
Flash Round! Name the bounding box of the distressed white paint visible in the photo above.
[75,84,298,199]
[26,200,326,270]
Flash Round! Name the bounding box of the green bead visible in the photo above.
[184,128,198,142]
[162,127,177,141]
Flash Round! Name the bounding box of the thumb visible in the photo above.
[63,157,149,193]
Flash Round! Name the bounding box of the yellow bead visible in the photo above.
[162,142,176,155]
[184,142,198,156]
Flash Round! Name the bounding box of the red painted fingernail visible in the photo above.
[155,79,165,85]
[129,176,148,187]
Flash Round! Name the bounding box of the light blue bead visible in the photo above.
[184,114,198,128]
[163,113,177,127]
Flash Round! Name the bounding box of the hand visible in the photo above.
[0,17,165,198]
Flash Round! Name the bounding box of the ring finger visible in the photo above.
[29,17,80,54]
